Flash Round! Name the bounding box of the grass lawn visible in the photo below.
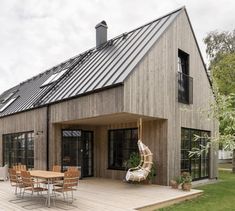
[158,171,235,211]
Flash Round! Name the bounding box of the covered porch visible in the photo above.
[49,113,169,185]
[1,177,202,210]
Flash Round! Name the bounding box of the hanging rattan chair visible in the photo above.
[125,140,153,182]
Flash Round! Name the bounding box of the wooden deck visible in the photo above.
[0,178,202,210]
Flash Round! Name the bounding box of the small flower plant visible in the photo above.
[170,175,182,189]
[170,172,192,190]
[181,172,192,184]
[181,172,192,191]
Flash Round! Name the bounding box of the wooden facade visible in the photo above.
[0,8,218,185]
[0,108,48,170]
[123,10,218,183]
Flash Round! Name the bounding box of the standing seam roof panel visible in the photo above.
[113,11,179,84]
[80,22,157,94]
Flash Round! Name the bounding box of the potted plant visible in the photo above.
[181,172,192,191]
[170,176,182,189]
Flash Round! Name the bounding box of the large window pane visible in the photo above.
[108,128,138,170]
[181,128,210,180]
[2,132,34,169]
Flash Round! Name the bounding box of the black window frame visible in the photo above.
[181,127,210,181]
[178,49,193,104]
[2,131,34,169]
[108,128,138,170]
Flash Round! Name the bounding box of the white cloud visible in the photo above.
[0,0,234,93]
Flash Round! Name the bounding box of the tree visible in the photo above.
[211,53,235,95]
[204,30,235,63]
[204,30,235,95]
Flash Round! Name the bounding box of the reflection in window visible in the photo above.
[178,49,193,104]
[108,128,138,170]
[40,69,67,87]
[181,128,210,180]
[0,97,17,112]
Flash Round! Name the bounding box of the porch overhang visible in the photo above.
[53,112,162,125]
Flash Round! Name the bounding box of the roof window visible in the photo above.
[40,69,67,88]
[0,92,14,104]
[0,89,18,104]
[0,97,17,112]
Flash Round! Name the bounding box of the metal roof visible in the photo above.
[0,7,183,117]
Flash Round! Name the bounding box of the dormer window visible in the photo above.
[40,69,67,88]
[178,49,193,104]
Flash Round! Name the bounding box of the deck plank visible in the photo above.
[0,178,202,210]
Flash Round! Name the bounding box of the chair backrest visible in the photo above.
[8,168,18,184]
[141,146,153,171]
[63,171,79,189]
[12,164,26,171]
[67,166,78,172]
[67,166,81,178]
[52,165,61,172]
[19,164,27,171]
[21,171,32,187]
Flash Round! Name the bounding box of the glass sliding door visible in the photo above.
[181,128,210,181]
[61,130,93,178]
[62,130,82,172]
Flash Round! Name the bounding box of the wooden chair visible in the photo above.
[53,171,79,204]
[67,166,78,172]
[21,171,46,198]
[8,168,23,195]
[19,164,27,171]
[12,164,26,172]
[52,165,61,172]
[68,166,81,179]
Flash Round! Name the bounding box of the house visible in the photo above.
[0,6,218,185]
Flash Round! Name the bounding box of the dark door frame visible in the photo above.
[61,129,94,178]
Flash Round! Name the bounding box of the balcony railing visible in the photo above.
[178,72,193,104]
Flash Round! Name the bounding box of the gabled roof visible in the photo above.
[0,7,184,117]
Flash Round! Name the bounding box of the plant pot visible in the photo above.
[182,183,191,191]
[170,180,179,189]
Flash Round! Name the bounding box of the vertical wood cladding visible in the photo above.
[0,108,47,170]
[124,10,218,182]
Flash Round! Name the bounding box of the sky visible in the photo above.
[0,0,234,94]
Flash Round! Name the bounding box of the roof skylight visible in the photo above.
[0,97,17,112]
[40,69,67,88]
[0,90,18,104]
